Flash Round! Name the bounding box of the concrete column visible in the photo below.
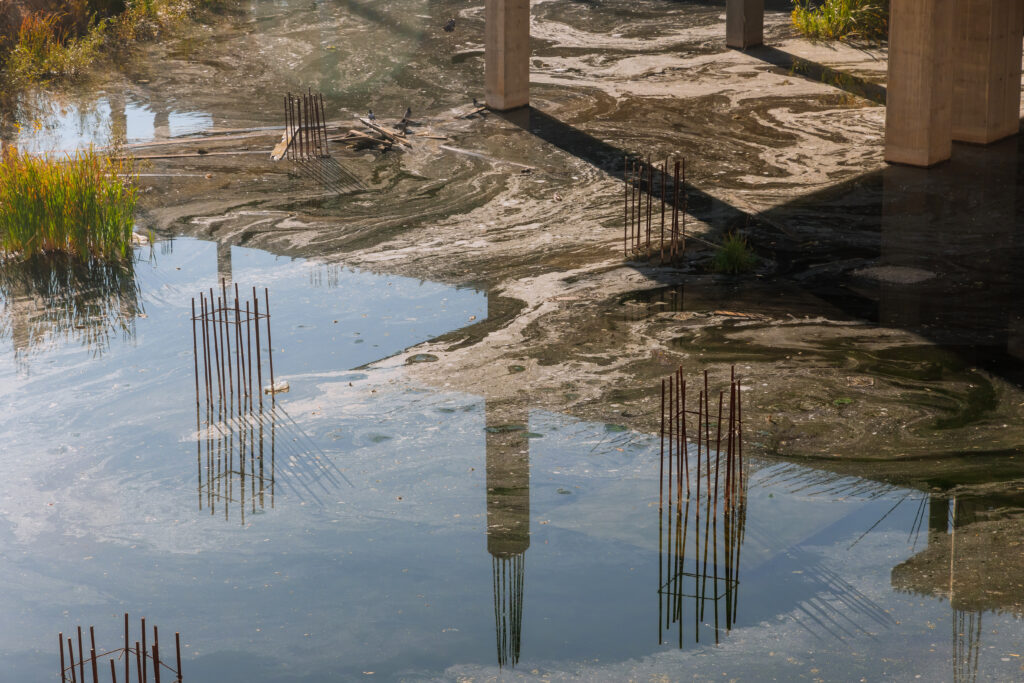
[884,0,955,166]
[485,0,530,111]
[951,0,1023,143]
[726,0,763,49]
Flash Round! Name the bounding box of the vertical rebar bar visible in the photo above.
[319,93,328,156]
[124,613,129,683]
[60,632,66,683]
[68,638,77,683]
[672,160,681,262]
[253,288,263,410]
[234,285,244,416]
[192,298,200,409]
[175,632,182,682]
[284,94,290,161]
[660,158,667,262]
[646,156,653,257]
[265,288,275,405]
[623,155,628,258]
[141,619,147,683]
[659,378,665,514]
[714,391,723,518]
[78,626,84,683]
[681,158,687,255]
[246,300,253,412]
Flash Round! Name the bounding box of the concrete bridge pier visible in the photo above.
[951,0,1024,144]
[485,0,531,111]
[886,0,1024,166]
[726,0,764,49]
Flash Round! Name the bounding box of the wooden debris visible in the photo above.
[459,106,488,119]
[358,117,412,148]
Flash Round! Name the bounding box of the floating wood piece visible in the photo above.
[358,118,412,148]
[459,105,488,119]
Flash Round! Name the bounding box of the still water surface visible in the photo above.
[0,239,1021,680]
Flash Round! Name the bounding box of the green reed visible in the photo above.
[791,0,889,42]
[0,147,138,261]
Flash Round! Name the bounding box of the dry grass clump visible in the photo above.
[0,147,138,261]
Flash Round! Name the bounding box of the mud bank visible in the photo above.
[5,0,1021,497]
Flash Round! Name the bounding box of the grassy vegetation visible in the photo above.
[710,232,758,274]
[791,0,889,42]
[0,147,138,260]
[0,0,212,89]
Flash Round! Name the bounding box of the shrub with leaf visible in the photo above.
[0,147,138,261]
[791,0,889,42]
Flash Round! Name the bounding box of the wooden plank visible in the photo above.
[270,126,300,161]
[358,118,412,147]
[459,106,488,119]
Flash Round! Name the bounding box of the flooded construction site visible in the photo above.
[1,0,1024,680]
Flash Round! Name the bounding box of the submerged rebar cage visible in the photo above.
[658,366,748,647]
[191,282,274,416]
[624,155,687,265]
[58,614,182,683]
[284,90,330,161]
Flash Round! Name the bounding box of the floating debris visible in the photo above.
[264,380,290,394]
[58,614,182,682]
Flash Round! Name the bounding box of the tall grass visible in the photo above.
[0,147,138,261]
[1,0,216,88]
[710,232,758,274]
[3,11,103,82]
[791,0,889,42]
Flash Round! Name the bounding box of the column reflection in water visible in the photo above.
[892,493,1024,683]
[484,400,530,668]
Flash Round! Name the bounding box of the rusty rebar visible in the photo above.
[253,287,263,410]
[68,638,77,683]
[265,288,275,404]
[175,632,182,682]
[660,378,665,514]
[623,155,629,258]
